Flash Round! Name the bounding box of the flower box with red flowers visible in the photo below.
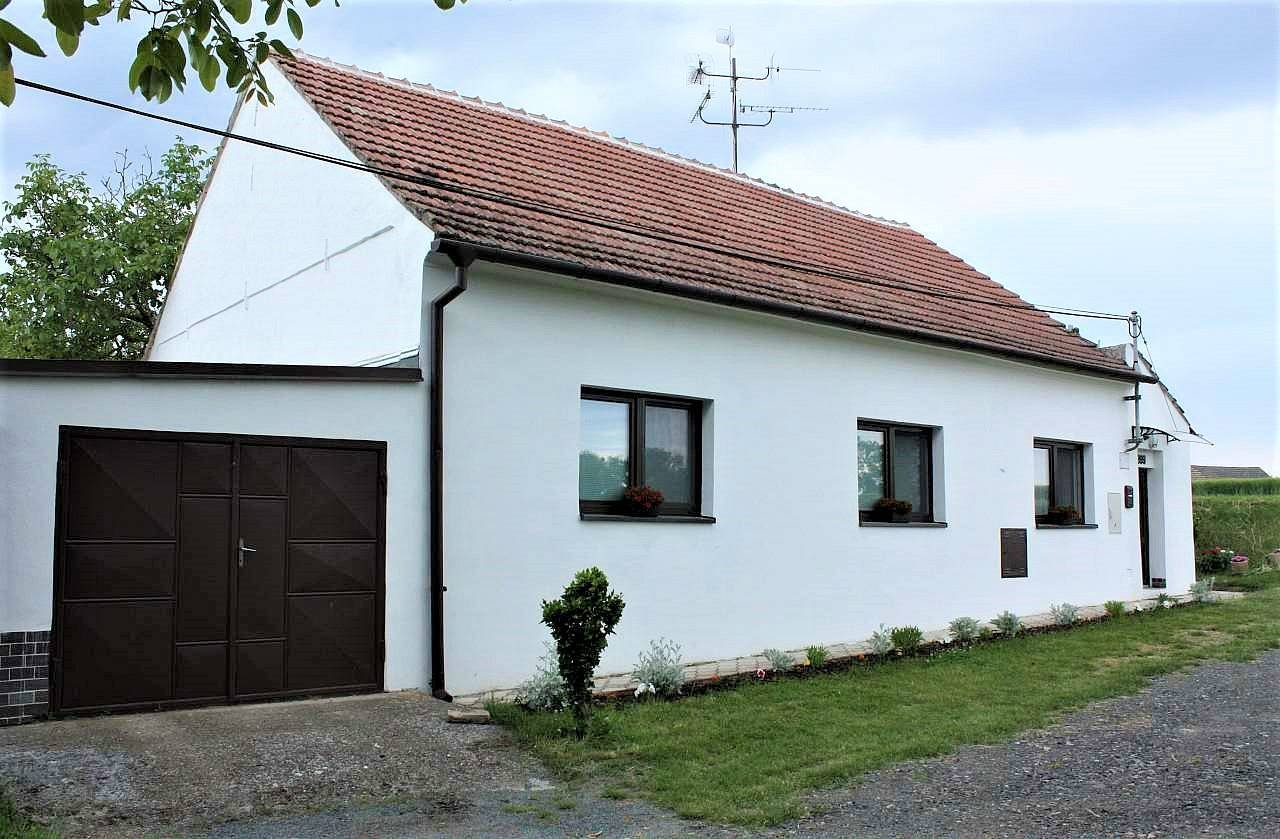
[621,484,664,517]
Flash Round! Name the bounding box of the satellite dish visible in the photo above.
[716,28,735,47]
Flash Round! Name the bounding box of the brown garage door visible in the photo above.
[51,427,386,715]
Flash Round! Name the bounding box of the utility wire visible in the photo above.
[15,76,1136,325]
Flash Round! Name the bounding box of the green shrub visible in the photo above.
[948,616,981,643]
[991,610,1023,636]
[805,644,829,668]
[541,567,625,737]
[867,624,894,656]
[515,642,568,711]
[890,625,923,654]
[1192,478,1280,496]
[633,638,684,698]
[1050,602,1079,625]
[1189,578,1215,603]
[1104,600,1126,618]
[761,648,794,672]
[1193,495,1280,567]
[1198,546,1235,574]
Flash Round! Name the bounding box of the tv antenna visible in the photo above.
[688,29,826,172]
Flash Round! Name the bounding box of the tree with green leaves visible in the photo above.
[541,567,625,738]
[0,0,464,107]
[0,139,211,359]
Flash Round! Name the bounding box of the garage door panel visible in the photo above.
[57,430,383,716]
[181,443,232,495]
[287,594,377,689]
[67,438,177,539]
[289,543,377,593]
[236,641,284,696]
[178,498,230,642]
[64,543,174,600]
[240,445,287,496]
[176,644,227,700]
[290,448,379,539]
[60,601,173,710]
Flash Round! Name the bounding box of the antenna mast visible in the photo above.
[688,28,825,172]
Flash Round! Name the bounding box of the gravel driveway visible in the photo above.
[3,651,1278,837]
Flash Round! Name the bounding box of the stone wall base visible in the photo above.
[1,630,50,725]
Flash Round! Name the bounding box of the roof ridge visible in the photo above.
[282,50,912,231]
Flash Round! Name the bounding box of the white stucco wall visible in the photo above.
[0,375,429,691]
[439,263,1197,695]
[148,62,433,366]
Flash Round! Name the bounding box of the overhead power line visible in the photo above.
[14,76,1135,326]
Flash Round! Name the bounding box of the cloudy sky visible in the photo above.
[1,0,1276,470]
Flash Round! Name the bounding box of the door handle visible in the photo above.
[238,537,257,568]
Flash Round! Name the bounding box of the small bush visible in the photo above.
[867,624,894,656]
[991,610,1023,636]
[633,638,684,698]
[948,616,981,643]
[1050,602,1079,625]
[890,625,924,654]
[1189,578,1214,603]
[1104,600,1126,619]
[515,642,568,711]
[541,567,626,737]
[761,648,794,672]
[805,644,829,668]
[1155,592,1174,609]
[1198,546,1235,574]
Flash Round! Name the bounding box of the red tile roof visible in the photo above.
[274,53,1136,380]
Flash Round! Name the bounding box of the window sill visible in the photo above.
[859,520,948,528]
[1035,523,1099,529]
[579,513,716,524]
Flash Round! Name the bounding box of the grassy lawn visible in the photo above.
[0,788,55,839]
[492,586,1280,826]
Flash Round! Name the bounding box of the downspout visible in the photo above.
[423,241,475,701]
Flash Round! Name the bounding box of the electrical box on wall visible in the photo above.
[1107,492,1123,534]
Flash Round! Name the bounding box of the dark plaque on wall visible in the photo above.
[1000,528,1028,578]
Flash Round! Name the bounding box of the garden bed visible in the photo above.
[490,587,1280,826]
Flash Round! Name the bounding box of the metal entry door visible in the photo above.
[52,428,386,715]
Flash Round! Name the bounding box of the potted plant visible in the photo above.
[1230,554,1250,575]
[1047,505,1081,525]
[621,484,664,517]
[870,497,913,523]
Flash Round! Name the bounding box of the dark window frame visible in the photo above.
[857,419,935,523]
[1034,439,1087,525]
[579,386,703,517]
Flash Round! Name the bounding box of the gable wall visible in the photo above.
[149,63,432,365]
[437,262,1195,695]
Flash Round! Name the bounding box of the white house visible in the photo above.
[0,53,1197,721]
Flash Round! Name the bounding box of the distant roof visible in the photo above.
[270,53,1139,381]
[1191,465,1271,480]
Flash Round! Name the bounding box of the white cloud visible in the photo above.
[748,103,1275,235]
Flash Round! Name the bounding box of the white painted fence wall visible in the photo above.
[148,62,432,367]
[0,374,429,691]
[438,263,1196,695]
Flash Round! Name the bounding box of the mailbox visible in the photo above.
[1124,485,1135,509]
